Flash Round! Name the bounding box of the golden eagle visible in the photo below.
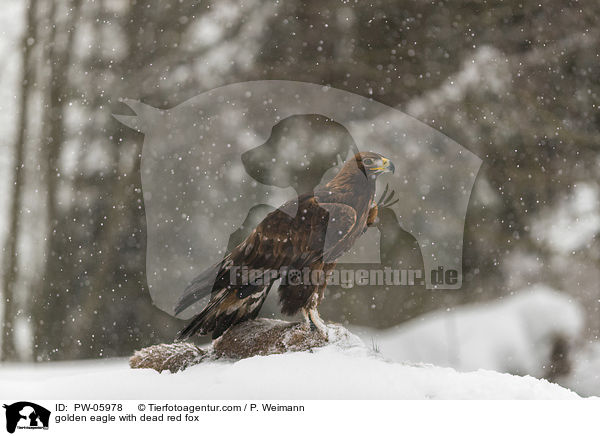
[175,152,396,340]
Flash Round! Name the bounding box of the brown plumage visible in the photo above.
[175,152,396,340]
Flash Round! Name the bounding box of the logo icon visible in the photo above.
[114,80,482,316]
[3,402,50,434]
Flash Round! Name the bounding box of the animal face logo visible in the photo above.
[3,402,50,433]
[114,80,481,316]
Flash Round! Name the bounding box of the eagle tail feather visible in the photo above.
[175,290,229,340]
[174,257,232,315]
[176,281,274,341]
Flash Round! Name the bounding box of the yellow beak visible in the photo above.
[373,157,395,173]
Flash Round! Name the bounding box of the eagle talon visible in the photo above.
[303,308,329,340]
[309,308,329,340]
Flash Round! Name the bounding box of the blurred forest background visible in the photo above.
[1,0,600,386]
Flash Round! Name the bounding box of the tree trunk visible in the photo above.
[32,0,81,361]
[1,0,38,362]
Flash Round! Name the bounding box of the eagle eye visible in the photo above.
[362,158,373,165]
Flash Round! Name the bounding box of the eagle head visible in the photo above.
[357,152,395,176]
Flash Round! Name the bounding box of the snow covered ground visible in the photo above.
[0,284,592,400]
[0,326,581,400]
[354,285,585,379]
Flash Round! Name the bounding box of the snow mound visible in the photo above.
[356,285,584,379]
[0,322,580,399]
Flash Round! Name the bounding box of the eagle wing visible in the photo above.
[313,201,358,263]
[175,191,360,338]
[232,191,358,296]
